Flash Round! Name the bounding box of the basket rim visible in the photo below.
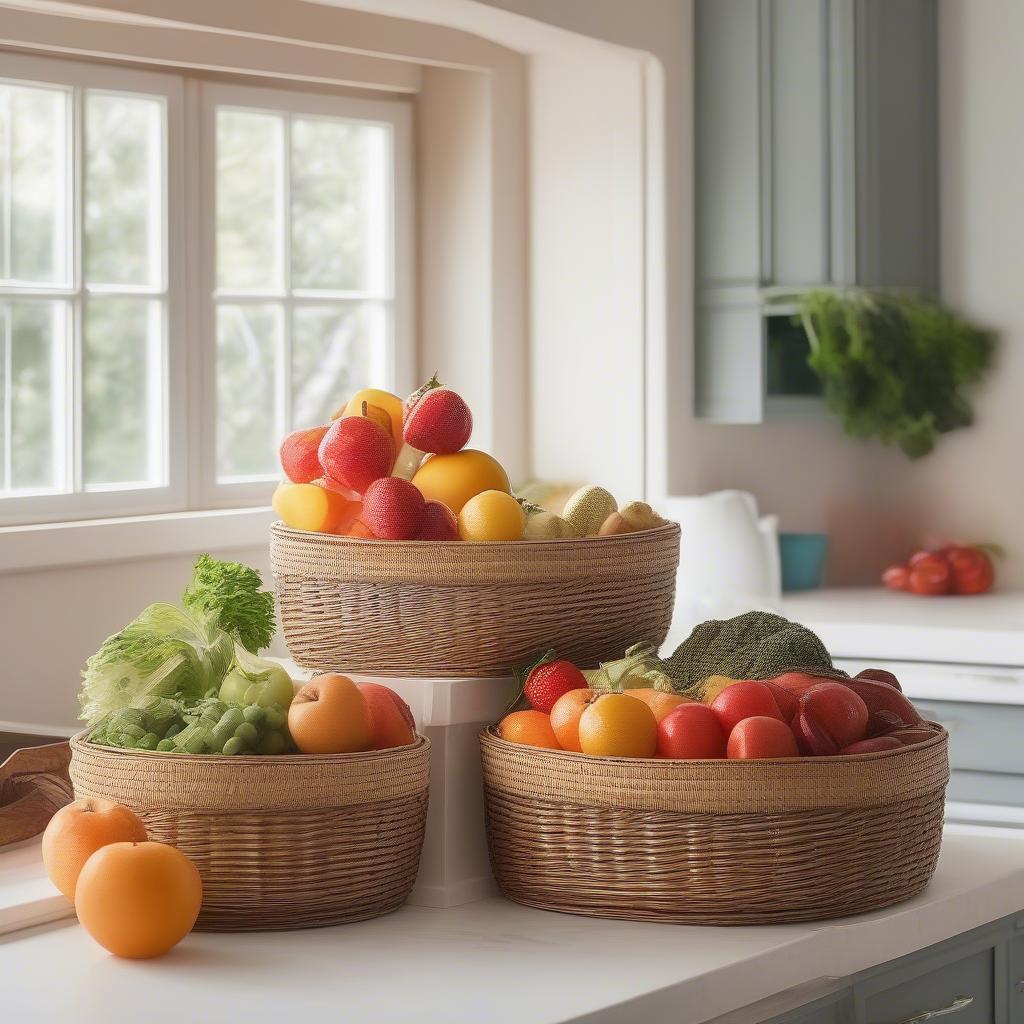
[481,722,947,768]
[70,730,428,765]
[270,518,680,549]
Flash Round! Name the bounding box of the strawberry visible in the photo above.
[403,375,473,455]
[524,660,588,714]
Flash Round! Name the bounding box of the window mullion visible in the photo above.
[281,112,292,436]
[70,84,84,496]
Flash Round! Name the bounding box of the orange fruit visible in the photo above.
[458,489,524,541]
[578,693,657,758]
[272,482,360,534]
[288,673,373,753]
[549,689,597,752]
[42,798,147,901]
[497,710,561,750]
[411,450,509,514]
[342,388,404,453]
[626,688,693,722]
[74,841,202,959]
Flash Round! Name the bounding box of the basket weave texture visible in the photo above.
[480,726,949,925]
[70,733,430,932]
[270,521,681,677]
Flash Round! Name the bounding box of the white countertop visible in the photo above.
[781,587,1024,668]
[3,825,1023,1024]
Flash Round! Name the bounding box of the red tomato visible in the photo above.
[907,552,952,595]
[944,545,995,595]
[657,704,727,759]
[727,717,800,759]
[710,681,783,735]
[881,564,910,591]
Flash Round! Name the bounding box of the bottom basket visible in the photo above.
[480,726,948,925]
[70,733,430,932]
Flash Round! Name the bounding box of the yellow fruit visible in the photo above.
[562,485,618,537]
[523,509,572,540]
[351,401,393,439]
[578,692,657,758]
[597,512,634,536]
[459,489,524,541]
[411,449,510,514]
[620,501,668,531]
[701,675,741,703]
[342,388,404,453]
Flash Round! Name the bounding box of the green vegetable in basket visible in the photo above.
[655,611,833,694]
[78,555,275,727]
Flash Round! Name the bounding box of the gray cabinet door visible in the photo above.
[1011,927,1024,1022]
[858,947,995,1024]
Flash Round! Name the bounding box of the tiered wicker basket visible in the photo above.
[480,725,949,925]
[269,521,682,677]
[69,733,430,932]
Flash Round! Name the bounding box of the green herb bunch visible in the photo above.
[798,288,996,458]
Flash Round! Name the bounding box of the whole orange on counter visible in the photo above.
[578,692,657,758]
[42,798,148,901]
[75,841,202,959]
[289,673,373,754]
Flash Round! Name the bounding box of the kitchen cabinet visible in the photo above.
[694,0,939,422]
[761,913,1021,1024]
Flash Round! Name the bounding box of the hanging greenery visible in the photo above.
[796,288,996,459]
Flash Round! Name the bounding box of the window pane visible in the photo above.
[82,298,162,488]
[216,303,282,480]
[291,303,388,429]
[291,117,389,292]
[216,109,283,292]
[1,300,65,492]
[1,84,69,284]
[85,92,163,287]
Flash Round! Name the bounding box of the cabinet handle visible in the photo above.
[895,996,974,1023]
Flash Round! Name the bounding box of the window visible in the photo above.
[0,55,411,525]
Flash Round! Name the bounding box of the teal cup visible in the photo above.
[779,532,829,591]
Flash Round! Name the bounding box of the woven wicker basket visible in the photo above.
[69,733,430,932]
[270,521,681,677]
[480,726,948,925]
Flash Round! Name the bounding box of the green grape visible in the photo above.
[156,738,176,751]
[234,722,259,747]
[137,732,160,750]
[217,707,245,734]
[262,705,286,731]
[222,736,247,756]
[255,730,287,755]
[242,705,264,725]
[113,733,135,747]
[118,723,147,741]
[164,721,184,739]
[204,699,228,719]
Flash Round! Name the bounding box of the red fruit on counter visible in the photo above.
[318,412,395,495]
[944,545,995,595]
[839,736,902,755]
[710,681,784,735]
[855,668,902,691]
[279,425,329,484]
[403,375,473,455]
[798,682,868,749]
[524,660,589,714]
[727,716,799,759]
[361,477,426,540]
[882,564,910,591]
[907,552,952,595]
[416,500,460,540]
[657,704,727,759]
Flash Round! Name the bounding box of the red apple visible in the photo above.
[657,703,727,759]
[357,683,416,749]
[279,425,329,484]
[709,681,783,735]
[318,415,394,495]
[798,682,868,749]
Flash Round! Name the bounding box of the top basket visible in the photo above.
[270,521,681,677]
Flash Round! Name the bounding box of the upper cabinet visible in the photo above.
[695,0,939,422]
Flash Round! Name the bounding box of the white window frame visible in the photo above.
[195,81,415,509]
[0,52,187,527]
[0,56,414,525]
